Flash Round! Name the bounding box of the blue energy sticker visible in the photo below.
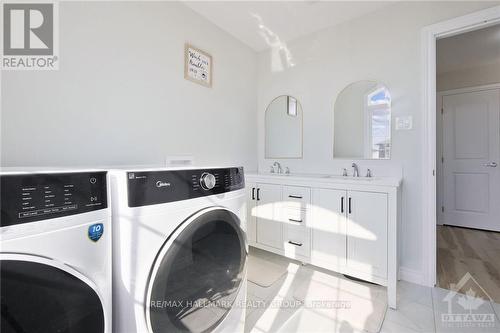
[88,223,104,242]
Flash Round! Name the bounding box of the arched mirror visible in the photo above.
[334,81,391,159]
[265,95,303,159]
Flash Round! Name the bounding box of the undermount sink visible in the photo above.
[248,172,401,191]
[322,175,379,181]
[261,173,382,182]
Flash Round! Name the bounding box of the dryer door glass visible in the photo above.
[148,208,246,333]
[0,260,105,333]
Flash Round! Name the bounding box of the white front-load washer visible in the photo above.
[0,170,112,333]
[111,166,247,333]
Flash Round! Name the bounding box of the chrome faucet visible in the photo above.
[272,162,282,174]
[366,168,372,178]
[352,163,359,177]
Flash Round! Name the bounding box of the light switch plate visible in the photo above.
[395,116,413,130]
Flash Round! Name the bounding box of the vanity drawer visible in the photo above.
[283,186,311,209]
[282,208,307,225]
[284,224,310,258]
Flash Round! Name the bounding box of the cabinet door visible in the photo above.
[246,182,257,244]
[256,183,283,249]
[346,191,387,279]
[311,188,347,271]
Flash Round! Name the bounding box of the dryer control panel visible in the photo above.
[0,172,108,227]
[127,167,244,207]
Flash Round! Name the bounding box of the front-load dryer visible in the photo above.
[110,166,247,333]
[0,170,112,333]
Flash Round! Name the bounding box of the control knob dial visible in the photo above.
[200,173,216,190]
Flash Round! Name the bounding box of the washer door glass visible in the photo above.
[148,208,246,333]
[1,260,105,333]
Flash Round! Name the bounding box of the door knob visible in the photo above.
[484,162,498,167]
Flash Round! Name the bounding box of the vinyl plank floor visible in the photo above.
[437,225,500,303]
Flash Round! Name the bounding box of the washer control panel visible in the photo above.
[127,167,244,207]
[0,172,107,227]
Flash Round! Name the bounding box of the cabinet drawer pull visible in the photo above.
[257,188,260,201]
[341,197,344,213]
[252,187,255,200]
[348,197,352,214]
[288,241,303,247]
[288,218,303,223]
[288,195,303,199]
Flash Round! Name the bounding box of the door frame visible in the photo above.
[422,5,500,287]
[436,83,500,225]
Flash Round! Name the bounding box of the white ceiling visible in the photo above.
[437,24,500,74]
[184,1,393,51]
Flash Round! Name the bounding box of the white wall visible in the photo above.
[257,1,499,283]
[1,2,258,170]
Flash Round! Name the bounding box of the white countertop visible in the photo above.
[245,172,402,187]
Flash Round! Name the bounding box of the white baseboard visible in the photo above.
[399,266,425,285]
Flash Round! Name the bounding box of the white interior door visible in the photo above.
[443,89,500,231]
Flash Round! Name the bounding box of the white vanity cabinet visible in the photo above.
[311,188,388,280]
[282,185,311,260]
[246,181,257,243]
[311,188,347,272]
[345,190,388,280]
[246,173,401,309]
[247,182,312,260]
[256,183,283,250]
[247,182,283,250]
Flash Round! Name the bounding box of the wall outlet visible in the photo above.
[395,116,413,130]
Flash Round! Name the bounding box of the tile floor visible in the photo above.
[245,247,500,333]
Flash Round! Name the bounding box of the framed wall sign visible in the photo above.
[184,44,212,88]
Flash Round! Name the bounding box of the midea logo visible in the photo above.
[156,181,171,188]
